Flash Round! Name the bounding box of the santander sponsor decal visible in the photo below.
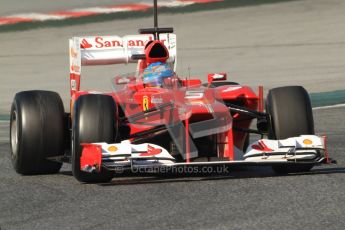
[95,36,124,48]
[81,38,92,48]
[139,145,162,157]
[80,36,167,49]
[251,140,273,152]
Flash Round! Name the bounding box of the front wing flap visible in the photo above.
[243,135,326,162]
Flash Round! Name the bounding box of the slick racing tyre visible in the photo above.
[266,86,315,174]
[72,94,117,183]
[10,91,64,174]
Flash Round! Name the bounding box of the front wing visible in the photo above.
[80,135,331,173]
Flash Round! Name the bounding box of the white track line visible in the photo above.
[6,13,67,21]
[0,0,222,26]
[313,103,345,110]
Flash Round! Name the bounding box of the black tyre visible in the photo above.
[10,91,64,174]
[243,134,250,152]
[72,94,117,183]
[266,86,315,174]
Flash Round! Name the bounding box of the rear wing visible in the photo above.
[69,34,177,94]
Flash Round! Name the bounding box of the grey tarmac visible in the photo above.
[0,106,344,230]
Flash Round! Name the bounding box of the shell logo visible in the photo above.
[303,139,313,145]
[107,146,118,152]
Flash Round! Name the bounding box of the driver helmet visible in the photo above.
[142,62,174,87]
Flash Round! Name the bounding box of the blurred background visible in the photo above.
[0,0,344,113]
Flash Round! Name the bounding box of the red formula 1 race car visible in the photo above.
[9,1,333,183]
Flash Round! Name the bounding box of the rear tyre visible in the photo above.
[266,86,314,174]
[72,94,116,183]
[10,91,64,174]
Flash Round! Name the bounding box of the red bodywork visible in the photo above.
[70,40,261,162]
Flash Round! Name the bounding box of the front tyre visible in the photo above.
[72,94,116,183]
[10,91,64,174]
[266,86,315,174]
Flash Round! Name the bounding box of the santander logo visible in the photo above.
[95,36,150,48]
[80,36,167,49]
[81,39,92,48]
[251,140,273,152]
[139,145,162,157]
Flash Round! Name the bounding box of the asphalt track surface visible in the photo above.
[0,106,344,230]
[0,0,345,229]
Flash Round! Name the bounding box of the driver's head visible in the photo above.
[142,62,173,87]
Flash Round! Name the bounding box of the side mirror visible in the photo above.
[207,73,227,84]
